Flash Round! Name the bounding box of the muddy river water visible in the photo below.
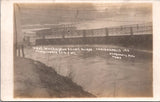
[24,45,152,97]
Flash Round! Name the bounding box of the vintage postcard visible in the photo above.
[1,0,160,101]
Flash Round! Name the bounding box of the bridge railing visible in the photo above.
[43,22,153,39]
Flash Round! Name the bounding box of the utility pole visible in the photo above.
[14,4,25,57]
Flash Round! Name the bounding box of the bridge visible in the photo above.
[35,22,152,49]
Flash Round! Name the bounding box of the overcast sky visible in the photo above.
[16,3,152,30]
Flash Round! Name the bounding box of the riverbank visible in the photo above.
[14,57,95,98]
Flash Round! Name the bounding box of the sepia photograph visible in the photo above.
[13,3,153,98]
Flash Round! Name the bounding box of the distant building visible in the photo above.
[23,32,37,45]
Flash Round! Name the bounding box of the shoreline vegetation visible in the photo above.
[14,57,95,98]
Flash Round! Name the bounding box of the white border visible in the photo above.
[1,0,160,101]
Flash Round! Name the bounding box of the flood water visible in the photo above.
[24,45,152,97]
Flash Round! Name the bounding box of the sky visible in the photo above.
[16,3,152,32]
